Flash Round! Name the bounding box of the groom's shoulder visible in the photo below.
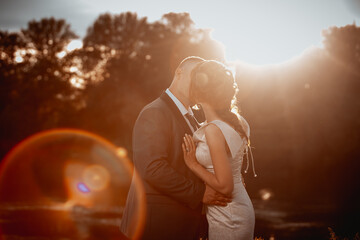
[146,96,166,108]
[138,96,169,119]
[143,96,167,111]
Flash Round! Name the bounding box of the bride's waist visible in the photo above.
[206,168,243,184]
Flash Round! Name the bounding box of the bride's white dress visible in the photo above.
[193,119,255,240]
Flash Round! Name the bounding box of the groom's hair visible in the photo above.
[177,56,205,70]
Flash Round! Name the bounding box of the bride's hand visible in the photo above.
[182,134,197,168]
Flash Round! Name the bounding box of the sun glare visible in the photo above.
[14,49,26,63]
[56,40,83,59]
[66,40,83,52]
[15,56,23,63]
[70,77,85,89]
[69,66,78,73]
[56,51,66,59]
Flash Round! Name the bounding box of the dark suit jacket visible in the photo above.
[120,92,206,240]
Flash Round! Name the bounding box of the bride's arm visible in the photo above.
[182,125,234,196]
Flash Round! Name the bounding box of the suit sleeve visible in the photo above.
[133,107,205,209]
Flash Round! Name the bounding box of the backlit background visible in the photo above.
[0,0,360,239]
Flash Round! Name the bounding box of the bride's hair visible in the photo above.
[190,60,248,142]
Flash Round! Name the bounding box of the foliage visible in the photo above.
[328,227,360,240]
[75,12,225,149]
[0,18,81,156]
[0,11,360,240]
[236,24,360,238]
[0,13,225,157]
[322,23,360,72]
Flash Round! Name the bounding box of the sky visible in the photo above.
[0,0,359,65]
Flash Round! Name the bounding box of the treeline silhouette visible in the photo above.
[235,24,360,235]
[0,12,224,157]
[1,11,359,237]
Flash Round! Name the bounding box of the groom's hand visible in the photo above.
[202,185,232,206]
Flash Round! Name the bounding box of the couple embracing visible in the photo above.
[121,57,256,240]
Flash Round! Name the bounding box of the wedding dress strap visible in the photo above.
[209,119,258,177]
[207,120,243,158]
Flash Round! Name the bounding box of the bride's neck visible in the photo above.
[201,103,219,122]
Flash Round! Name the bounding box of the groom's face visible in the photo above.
[181,61,202,99]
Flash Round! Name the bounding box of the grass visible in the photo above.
[328,227,360,240]
[253,228,360,240]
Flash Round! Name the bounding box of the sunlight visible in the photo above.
[14,56,23,63]
[56,51,66,59]
[14,49,25,63]
[69,66,78,73]
[0,52,6,60]
[56,40,83,59]
[66,39,83,52]
[70,76,85,89]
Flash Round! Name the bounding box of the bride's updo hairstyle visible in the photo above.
[190,60,248,142]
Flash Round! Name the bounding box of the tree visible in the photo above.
[0,12,226,157]
[78,12,225,150]
[0,31,27,111]
[322,23,360,72]
[76,13,153,148]
[0,18,81,158]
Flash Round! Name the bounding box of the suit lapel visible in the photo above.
[160,92,192,134]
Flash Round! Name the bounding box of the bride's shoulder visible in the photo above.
[238,115,250,138]
[203,123,226,143]
[204,122,221,132]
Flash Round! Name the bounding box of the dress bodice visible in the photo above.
[193,117,255,240]
[193,118,250,184]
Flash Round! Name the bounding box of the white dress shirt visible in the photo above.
[165,88,196,132]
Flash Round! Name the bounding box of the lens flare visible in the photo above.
[259,188,273,201]
[116,147,128,158]
[77,183,90,193]
[83,165,110,191]
[0,129,146,239]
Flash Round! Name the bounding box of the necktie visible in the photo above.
[185,113,200,131]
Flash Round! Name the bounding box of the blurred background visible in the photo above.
[0,0,360,239]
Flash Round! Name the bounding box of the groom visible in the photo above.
[120,56,231,240]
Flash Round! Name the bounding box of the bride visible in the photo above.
[182,60,256,240]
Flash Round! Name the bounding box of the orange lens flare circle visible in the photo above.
[83,164,110,191]
[0,128,146,239]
